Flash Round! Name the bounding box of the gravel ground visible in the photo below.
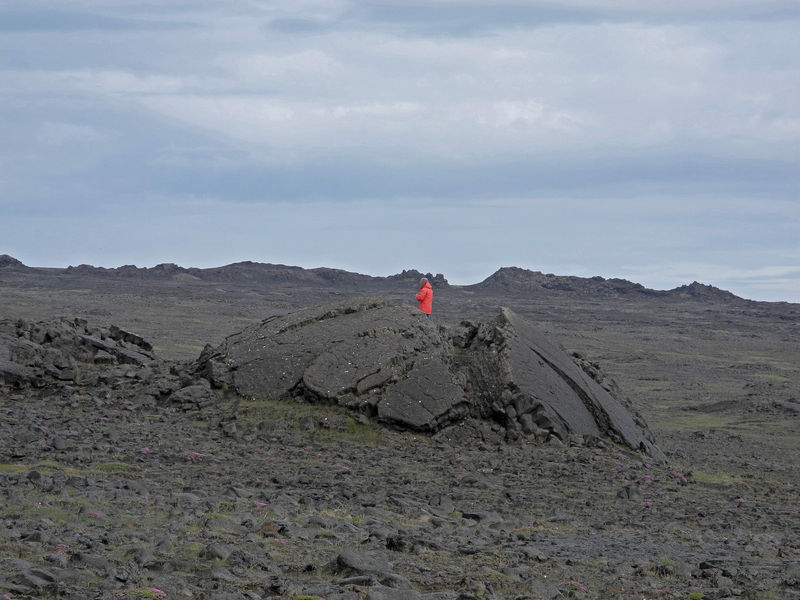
[2,378,798,600]
[1,270,799,599]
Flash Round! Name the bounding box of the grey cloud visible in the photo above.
[265,18,337,35]
[343,2,601,36]
[344,1,800,36]
[0,6,197,32]
[0,0,797,301]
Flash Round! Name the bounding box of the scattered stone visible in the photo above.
[528,578,560,599]
[201,543,232,561]
[616,485,643,501]
[169,380,217,409]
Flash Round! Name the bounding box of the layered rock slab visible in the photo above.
[197,299,665,460]
[0,318,156,388]
[199,299,468,431]
[456,308,665,461]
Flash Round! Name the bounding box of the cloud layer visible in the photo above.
[1,1,798,301]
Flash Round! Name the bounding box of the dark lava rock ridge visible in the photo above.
[195,298,665,460]
[0,317,206,414]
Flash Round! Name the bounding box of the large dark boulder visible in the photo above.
[201,299,469,431]
[455,308,664,460]
[0,358,35,387]
[196,299,665,460]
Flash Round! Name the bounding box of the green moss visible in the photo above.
[0,463,27,473]
[92,461,139,474]
[204,512,231,520]
[29,504,71,522]
[690,469,743,487]
[655,411,733,431]
[183,541,205,555]
[216,500,238,512]
[33,459,63,469]
[119,587,168,599]
[339,417,380,446]
[234,396,382,447]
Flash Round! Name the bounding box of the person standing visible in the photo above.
[416,277,433,318]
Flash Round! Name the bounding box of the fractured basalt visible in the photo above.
[196,299,665,460]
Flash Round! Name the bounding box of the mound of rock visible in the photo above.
[0,318,155,388]
[0,318,201,410]
[195,299,469,431]
[453,308,664,459]
[195,299,665,460]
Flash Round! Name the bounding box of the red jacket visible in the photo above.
[416,281,433,315]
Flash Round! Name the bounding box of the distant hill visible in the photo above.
[464,266,746,303]
[10,258,448,289]
[465,266,654,297]
[0,255,747,302]
[0,254,30,271]
[668,281,743,303]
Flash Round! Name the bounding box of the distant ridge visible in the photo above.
[465,266,654,297]
[0,255,749,302]
[0,254,29,271]
[465,266,746,303]
[669,281,742,302]
[60,260,449,289]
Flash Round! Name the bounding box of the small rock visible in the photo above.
[528,577,560,599]
[210,565,238,582]
[616,485,642,501]
[201,543,232,561]
[336,548,393,577]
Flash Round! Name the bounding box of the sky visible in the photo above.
[1,0,798,302]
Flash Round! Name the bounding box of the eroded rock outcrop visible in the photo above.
[196,299,469,431]
[0,318,156,389]
[0,318,187,408]
[453,308,664,460]
[196,299,665,460]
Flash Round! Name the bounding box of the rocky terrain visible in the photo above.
[1,257,799,600]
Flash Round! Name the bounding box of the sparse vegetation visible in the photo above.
[1,266,798,599]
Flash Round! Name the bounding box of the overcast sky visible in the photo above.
[1,0,798,301]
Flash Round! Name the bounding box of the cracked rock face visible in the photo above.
[455,308,665,461]
[198,299,470,432]
[196,299,665,460]
[0,318,156,389]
